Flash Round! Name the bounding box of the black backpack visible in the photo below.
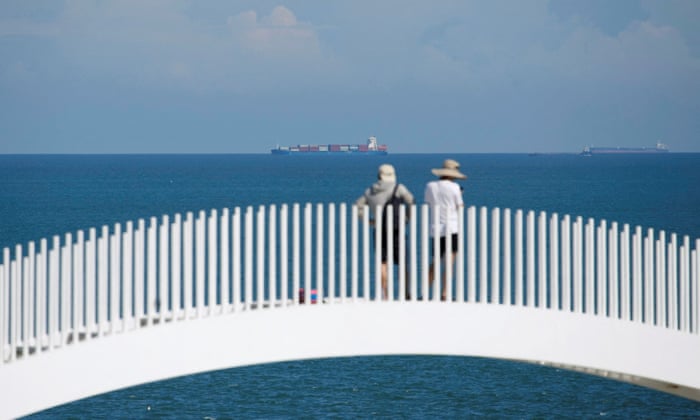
[381,184,405,233]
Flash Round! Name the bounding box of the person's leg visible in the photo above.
[381,262,388,300]
[427,236,436,288]
[441,251,458,301]
[404,262,411,300]
[441,268,447,301]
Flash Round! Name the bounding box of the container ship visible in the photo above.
[271,136,388,155]
[581,142,669,156]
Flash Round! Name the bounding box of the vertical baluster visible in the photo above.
[431,205,441,303]
[491,208,500,304]
[171,215,182,318]
[208,210,218,314]
[502,208,512,306]
[156,215,170,323]
[182,213,193,318]
[443,205,452,303]
[680,236,690,332]
[73,232,84,340]
[6,262,15,358]
[50,236,60,347]
[385,204,394,301]
[620,225,630,321]
[5,248,12,356]
[3,257,10,360]
[269,205,278,308]
[560,216,571,312]
[111,225,121,332]
[585,219,594,315]
[526,211,535,307]
[232,208,241,312]
[550,213,559,310]
[2,249,9,360]
[98,227,109,334]
[595,223,602,315]
[316,203,325,303]
[668,234,678,329]
[256,206,265,308]
[456,206,465,304]
[376,204,384,301]
[609,222,619,319]
[478,206,487,304]
[339,203,347,303]
[181,212,194,319]
[304,204,312,304]
[220,209,229,313]
[353,204,362,302]
[61,235,72,343]
[572,217,583,314]
[195,211,205,316]
[244,207,253,308]
[597,221,607,316]
[0,259,5,362]
[123,223,133,330]
[293,204,301,305]
[362,205,371,302]
[107,230,116,332]
[21,255,29,356]
[514,210,523,307]
[538,211,547,308]
[85,229,96,337]
[11,259,18,359]
[363,205,370,302]
[351,205,359,302]
[350,205,360,302]
[692,240,699,334]
[398,204,406,302]
[37,239,47,350]
[644,228,654,324]
[467,206,477,303]
[26,243,35,353]
[657,231,667,326]
[421,204,429,302]
[134,220,145,327]
[409,204,418,302]
[632,226,643,323]
[147,218,157,324]
[4,248,11,356]
[280,205,289,306]
[328,203,336,304]
[4,261,10,358]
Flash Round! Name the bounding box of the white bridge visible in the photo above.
[1,203,699,418]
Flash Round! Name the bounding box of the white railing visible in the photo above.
[1,204,699,364]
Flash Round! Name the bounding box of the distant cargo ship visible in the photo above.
[581,142,669,156]
[271,136,388,155]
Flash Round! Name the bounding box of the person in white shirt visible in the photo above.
[424,159,467,300]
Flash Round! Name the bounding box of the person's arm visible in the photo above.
[424,183,434,206]
[400,184,414,220]
[355,190,369,220]
[455,183,464,208]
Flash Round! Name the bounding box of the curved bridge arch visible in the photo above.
[3,303,699,418]
[1,203,699,417]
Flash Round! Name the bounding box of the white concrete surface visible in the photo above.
[1,302,698,419]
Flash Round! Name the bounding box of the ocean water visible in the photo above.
[1,153,700,418]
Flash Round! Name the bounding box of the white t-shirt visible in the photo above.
[424,179,463,237]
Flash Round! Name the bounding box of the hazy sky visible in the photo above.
[1,0,698,153]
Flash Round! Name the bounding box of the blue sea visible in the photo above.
[2,153,700,418]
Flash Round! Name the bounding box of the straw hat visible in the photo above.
[378,164,396,182]
[431,159,467,180]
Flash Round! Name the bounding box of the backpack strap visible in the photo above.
[387,183,400,204]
